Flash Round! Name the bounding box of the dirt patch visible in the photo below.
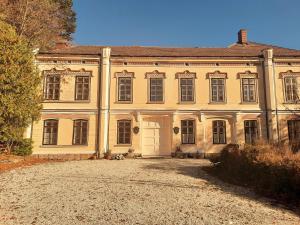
[0,154,61,173]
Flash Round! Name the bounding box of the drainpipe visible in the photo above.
[272,60,280,143]
[262,60,270,141]
[95,54,102,158]
[102,47,111,154]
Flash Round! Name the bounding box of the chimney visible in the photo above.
[238,29,248,44]
[54,39,70,49]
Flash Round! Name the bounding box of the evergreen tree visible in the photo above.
[0,21,42,153]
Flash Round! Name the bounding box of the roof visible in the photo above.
[38,42,300,58]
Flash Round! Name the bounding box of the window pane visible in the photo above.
[181,120,195,144]
[44,75,60,100]
[118,78,132,101]
[244,120,258,144]
[43,120,58,145]
[117,120,131,144]
[212,120,226,144]
[180,79,194,102]
[73,120,88,145]
[211,79,225,102]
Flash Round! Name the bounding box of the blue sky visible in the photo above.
[73,0,300,49]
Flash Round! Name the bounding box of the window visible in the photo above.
[242,78,256,102]
[75,76,90,100]
[211,78,225,102]
[73,120,88,145]
[44,75,60,100]
[43,120,58,145]
[181,120,195,144]
[244,120,258,144]
[149,78,163,102]
[288,120,300,142]
[180,78,194,102]
[213,120,226,144]
[117,120,131,144]
[118,77,132,102]
[284,77,298,102]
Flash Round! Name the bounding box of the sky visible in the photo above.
[73,0,300,49]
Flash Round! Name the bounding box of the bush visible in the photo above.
[211,143,300,204]
[12,139,33,156]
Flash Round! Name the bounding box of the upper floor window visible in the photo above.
[149,78,164,102]
[180,78,194,102]
[284,77,298,103]
[181,120,195,144]
[117,120,131,144]
[211,78,225,102]
[75,76,90,100]
[73,120,88,145]
[118,77,132,102]
[244,120,258,144]
[43,119,58,145]
[242,78,256,102]
[213,120,226,144]
[44,75,60,100]
[176,71,196,103]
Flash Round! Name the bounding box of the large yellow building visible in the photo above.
[28,30,300,157]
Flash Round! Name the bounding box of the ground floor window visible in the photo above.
[43,120,58,145]
[181,120,195,144]
[117,120,131,144]
[73,120,88,145]
[288,120,300,142]
[244,120,258,144]
[213,120,226,144]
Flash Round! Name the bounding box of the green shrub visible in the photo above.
[12,138,33,156]
[211,143,300,203]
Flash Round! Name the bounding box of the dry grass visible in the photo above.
[208,143,300,206]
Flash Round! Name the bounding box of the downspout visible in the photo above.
[272,60,280,143]
[262,60,270,141]
[95,54,102,158]
[102,48,111,154]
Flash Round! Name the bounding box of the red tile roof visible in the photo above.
[38,42,300,58]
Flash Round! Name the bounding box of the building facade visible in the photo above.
[28,30,300,157]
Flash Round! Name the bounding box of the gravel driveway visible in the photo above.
[0,159,299,225]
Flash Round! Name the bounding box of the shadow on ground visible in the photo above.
[141,158,300,216]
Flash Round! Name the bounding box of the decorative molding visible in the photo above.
[206,70,228,79]
[114,70,135,78]
[279,70,300,79]
[145,70,166,79]
[175,70,196,79]
[38,59,99,64]
[43,68,92,76]
[237,70,258,79]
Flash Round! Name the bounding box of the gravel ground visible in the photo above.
[0,159,299,225]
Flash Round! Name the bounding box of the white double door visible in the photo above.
[142,116,171,156]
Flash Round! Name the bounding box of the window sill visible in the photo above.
[43,100,90,103]
[282,102,300,105]
[40,145,88,148]
[240,102,258,105]
[115,101,133,104]
[147,101,165,104]
[114,144,132,147]
[209,102,227,105]
[178,102,196,104]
